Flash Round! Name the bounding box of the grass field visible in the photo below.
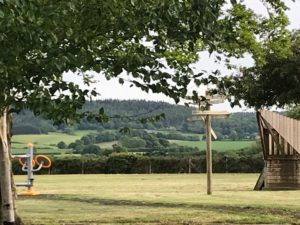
[15,174,300,225]
[96,141,118,149]
[170,140,255,151]
[11,130,97,154]
[11,131,255,156]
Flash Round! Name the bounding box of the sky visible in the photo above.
[64,0,300,112]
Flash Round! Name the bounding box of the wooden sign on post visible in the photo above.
[189,95,230,195]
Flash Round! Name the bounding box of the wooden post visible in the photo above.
[188,94,230,194]
[206,115,212,195]
[148,160,152,174]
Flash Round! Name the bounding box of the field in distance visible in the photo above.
[170,140,255,151]
[12,130,255,155]
[12,130,98,154]
[16,174,300,225]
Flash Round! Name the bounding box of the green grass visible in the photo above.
[11,130,255,155]
[12,130,97,145]
[11,130,117,155]
[96,141,117,149]
[15,174,300,225]
[11,130,97,155]
[170,140,255,151]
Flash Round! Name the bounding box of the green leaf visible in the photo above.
[91,90,98,97]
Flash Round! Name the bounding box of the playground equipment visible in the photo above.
[14,143,51,196]
[255,110,300,190]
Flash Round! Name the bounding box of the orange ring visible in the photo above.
[35,155,52,168]
[18,158,36,167]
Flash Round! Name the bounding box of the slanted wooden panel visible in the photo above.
[260,110,300,154]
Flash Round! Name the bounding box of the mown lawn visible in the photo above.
[15,174,300,225]
[170,140,255,151]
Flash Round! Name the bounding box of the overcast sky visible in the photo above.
[64,0,300,112]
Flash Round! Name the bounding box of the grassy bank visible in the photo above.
[16,174,300,224]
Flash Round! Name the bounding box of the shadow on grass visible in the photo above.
[19,194,300,222]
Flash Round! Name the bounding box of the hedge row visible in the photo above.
[12,153,264,175]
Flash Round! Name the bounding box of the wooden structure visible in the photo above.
[189,95,230,195]
[255,110,300,190]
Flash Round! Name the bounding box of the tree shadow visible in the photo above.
[19,194,300,222]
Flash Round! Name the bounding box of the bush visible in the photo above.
[57,141,67,149]
[82,145,101,155]
[12,145,264,175]
[118,136,146,148]
[106,153,138,173]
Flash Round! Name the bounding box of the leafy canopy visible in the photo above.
[0,0,292,123]
[219,29,299,108]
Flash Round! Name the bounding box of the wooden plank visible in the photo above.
[199,116,217,140]
[293,121,298,154]
[253,167,266,190]
[206,115,212,195]
[269,134,273,155]
[267,178,300,181]
[260,116,285,155]
[289,117,293,151]
[256,112,267,159]
[266,183,300,189]
[297,120,300,151]
[192,110,230,117]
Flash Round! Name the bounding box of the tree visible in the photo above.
[287,105,300,120]
[81,135,94,145]
[12,124,41,135]
[214,131,224,141]
[82,145,101,155]
[0,0,292,224]
[57,141,67,149]
[229,130,239,141]
[118,136,146,149]
[158,138,170,148]
[219,30,300,108]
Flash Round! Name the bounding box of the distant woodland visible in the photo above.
[12,99,258,140]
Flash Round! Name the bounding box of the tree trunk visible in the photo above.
[0,111,23,225]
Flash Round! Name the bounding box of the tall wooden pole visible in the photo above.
[206,115,212,195]
[190,95,229,195]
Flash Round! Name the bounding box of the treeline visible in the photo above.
[12,144,264,174]
[12,110,56,134]
[12,100,258,140]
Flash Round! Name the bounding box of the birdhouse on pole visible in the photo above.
[189,93,230,195]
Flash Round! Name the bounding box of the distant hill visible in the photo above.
[12,99,258,139]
